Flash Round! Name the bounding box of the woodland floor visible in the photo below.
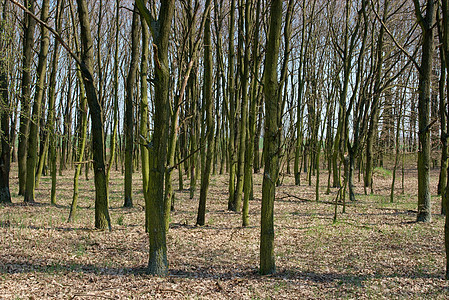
[0,159,448,299]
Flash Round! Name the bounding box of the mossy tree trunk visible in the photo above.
[260,0,282,276]
[76,0,111,231]
[137,0,175,276]
[24,0,50,203]
[440,0,449,280]
[234,0,251,214]
[437,15,448,214]
[0,1,11,204]
[140,5,150,232]
[18,0,36,196]
[413,0,435,223]
[124,5,139,208]
[227,0,237,211]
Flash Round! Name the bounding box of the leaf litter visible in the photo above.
[0,164,448,299]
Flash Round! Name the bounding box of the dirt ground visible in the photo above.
[0,161,448,299]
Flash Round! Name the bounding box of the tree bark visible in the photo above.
[0,1,11,203]
[414,0,435,223]
[234,0,250,214]
[24,0,50,203]
[76,0,111,230]
[140,7,150,232]
[227,0,237,211]
[124,5,139,208]
[260,0,282,276]
[18,0,36,196]
[243,0,261,227]
[197,0,213,226]
[137,0,175,276]
[440,0,449,279]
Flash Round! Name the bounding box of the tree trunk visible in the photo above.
[76,0,111,230]
[67,0,88,221]
[24,0,50,203]
[45,0,64,205]
[18,0,36,196]
[137,0,175,276]
[105,0,120,205]
[414,0,435,223]
[227,0,237,211]
[0,1,11,203]
[124,5,139,208]
[243,0,261,227]
[140,4,150,232]
[234,0,250,214]
[438,16,448,214]
[196,0,213,226]
[260,0,282,275]
[440,0,449,279]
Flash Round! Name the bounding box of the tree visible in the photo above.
[413,0,435,223]
[243,0,262,227]
[233,0,251,214]
[124,5,140,208]
[168,1,210,228]
[260,0,283,275]
[139,1,150,232]
[196,0,214,226]
[0,0,11,204]
[136,0,175,276]
[23,0,50,203]
[365,0,388,193]
[440,0,449,280]
[76,0,112,230]
[17,0,36,196]
[68,0,88,221]
[227,0,237,211]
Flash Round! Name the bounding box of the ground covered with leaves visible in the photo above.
[1,162,448,299]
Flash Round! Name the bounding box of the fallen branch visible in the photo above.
[282,192,347,206]
[158,288,186,297]
[71,294,115,299]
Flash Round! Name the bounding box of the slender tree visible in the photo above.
[196,0,214,226]
[67,0,89,221]
[124,5,140,208]
[260,0,282,275]
[441,0,449,280]
[234,0,251,214]
[227,0,237,211]
[0,0,11,203]
[413,0,435,222]
[24,0,50,203]
[76,0,112,230]
[139,1,150,231]
[17,0,36,196]
[243,0,262,226]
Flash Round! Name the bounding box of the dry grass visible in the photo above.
[0,161,448,299]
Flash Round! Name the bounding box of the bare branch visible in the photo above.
[8,0,83,68]
[370,0,421,72]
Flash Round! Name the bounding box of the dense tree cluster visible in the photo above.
[1,0,449,277]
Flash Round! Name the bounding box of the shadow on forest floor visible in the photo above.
[0,253,443,284]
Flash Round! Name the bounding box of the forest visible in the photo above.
[1,0,449,298]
